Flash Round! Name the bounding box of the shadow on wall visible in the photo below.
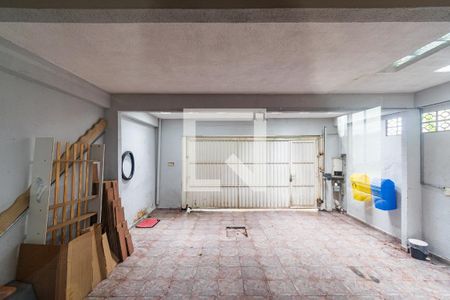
[357,183,401,238]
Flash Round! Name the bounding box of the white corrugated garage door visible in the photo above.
[183,137,320,209]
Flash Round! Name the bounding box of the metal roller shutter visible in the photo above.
[184,137,319,209]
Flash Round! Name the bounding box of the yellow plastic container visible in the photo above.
[350,173,372,202]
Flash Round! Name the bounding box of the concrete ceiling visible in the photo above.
[0,22,449,94]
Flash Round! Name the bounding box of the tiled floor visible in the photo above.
[88,209,450,299]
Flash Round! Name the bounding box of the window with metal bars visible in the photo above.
[422,109,450,133]
[386,117,402,136]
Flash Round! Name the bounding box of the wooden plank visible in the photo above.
[101,233,117,276]
[101,180,132,262]
[0,188,29,236]
[61,142,70,243]
[52,142,61,244]
[56,160,99,163]
[83,144,91,229]
[89,145,105,225]
[125,233,134,256]
[49,195,98,210]
[117,227,128,261]
[51,118,107,182]
[25,137,55,245]
[112,181,119,201]
[76,144,84,236]
[69,144,77,241]
[106,200,119,257]
[116,206,125,227]
[113,205,122,228]
[108,203,121,260]
[47,213,96,233]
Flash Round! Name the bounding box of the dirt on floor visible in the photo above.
[88,209,450,299]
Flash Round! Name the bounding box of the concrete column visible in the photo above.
[401,109,422,247]
[104,106,119,180]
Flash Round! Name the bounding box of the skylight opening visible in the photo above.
[414,41,445,56]
[382,32,450,73]
[393,55,415,67]
[441,33,450,41]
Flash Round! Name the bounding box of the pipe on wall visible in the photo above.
[321,126,327,210]
[155,118,162,206]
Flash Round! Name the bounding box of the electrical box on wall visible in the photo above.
[168,161,175,167]
[332,158,343,176]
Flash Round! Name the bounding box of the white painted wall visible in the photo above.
[419,104,450,260]
[421,130,450,260]
[158,118,337,208]
[400,109,422,247]
[415,84,450,260]
[158,119,184,208]
[344,114,402,238]
[0,69,105,284]
[119,114,157,225]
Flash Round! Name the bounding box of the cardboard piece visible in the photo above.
[93,225,107,282]
[17,228,102,300]
[85,224,107,288]
[102,233,118,275]
[16,244,62,300]
[66,230,93,300]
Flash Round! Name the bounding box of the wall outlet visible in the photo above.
[445,187,450,197]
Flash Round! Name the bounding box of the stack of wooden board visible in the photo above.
[102,181,134,262]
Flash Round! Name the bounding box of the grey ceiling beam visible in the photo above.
[2,0,450,9]
[1,7,450,23]
[111,94,415,112]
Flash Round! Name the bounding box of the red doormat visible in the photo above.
[136,218,160,228]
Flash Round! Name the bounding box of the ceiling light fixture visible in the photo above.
[382,32,450,73]
[435,65,450,73]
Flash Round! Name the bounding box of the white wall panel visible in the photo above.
[120,116,157,225]
[290,140,319,208]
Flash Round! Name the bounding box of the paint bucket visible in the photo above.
[407,238,429,260]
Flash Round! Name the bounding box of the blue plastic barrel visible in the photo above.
[370,178,397,210]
